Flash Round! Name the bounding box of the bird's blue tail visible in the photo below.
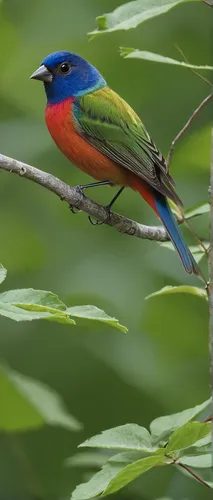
[154,194,198,275]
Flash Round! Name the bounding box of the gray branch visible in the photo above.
[0,152,168,242]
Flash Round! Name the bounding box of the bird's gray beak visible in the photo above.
[30,65,53,83]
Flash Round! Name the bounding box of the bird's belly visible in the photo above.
[45,98,128,185]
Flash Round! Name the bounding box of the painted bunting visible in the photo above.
[31,51,198,274]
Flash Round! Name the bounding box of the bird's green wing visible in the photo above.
[73,86,181,204]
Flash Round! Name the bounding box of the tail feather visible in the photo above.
[154,194,198,275]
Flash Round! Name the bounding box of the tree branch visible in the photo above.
[0,153,168,242]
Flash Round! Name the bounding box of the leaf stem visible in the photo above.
[201,0,213,6]
[166,454,211,489]
[175,45,212,87]
[177,461,211,488]
[203,416,213,422]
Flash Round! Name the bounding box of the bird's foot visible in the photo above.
[88,204,112,226]
[69,205,81,214]
[69,185,84,214]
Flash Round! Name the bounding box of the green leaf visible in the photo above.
[65,451,108,468]
[166,422,211,453]
[89,0,199,38]
[67,305,128,333]
[146,286,207,300]
[72,452,167,500]
[0,288,127,331]
[0,264,7,284]
[184,202,210,220]
[180,453,212,468]
[159,242,208,264]
[150,398,211,437]
[187,246,209,264]
[102,454,168,496]
[79,424,154,452]
[0,302,63,322]
[0,365,82,432]
[0,287,75,323]
[192,434,212,448]
[120,49,213,70]
[71,461,124,500]
[0,288,66,311]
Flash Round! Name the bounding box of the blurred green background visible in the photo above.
[0,0,211,499]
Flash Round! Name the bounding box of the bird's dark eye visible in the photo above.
[58,62,72,75]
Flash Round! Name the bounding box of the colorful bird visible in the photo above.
[30,51,198,274]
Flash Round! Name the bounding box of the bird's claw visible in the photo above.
[69,205,81,214]
[88,205,112,226]
[75,185,84,195]
[69,185,84,214]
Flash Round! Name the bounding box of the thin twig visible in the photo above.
[0,153,168,242]
[166,454,211,489]
[182,216,209,255]
[177,461,211,488]
[201,0,213,6]
[167,94,212,169]
[9,435,44,499]
[204,416,213,422]
[175,45,212,87]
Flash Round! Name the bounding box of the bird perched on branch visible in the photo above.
[31,51,198,274]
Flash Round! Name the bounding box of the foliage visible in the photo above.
[0,364,82,432]
[71,399,212,498]
[88,0,200,38]
[0,0,211,499]
[0,265,127,331]
[120,48,213,69]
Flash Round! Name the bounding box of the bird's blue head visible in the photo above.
[30,51,106,104]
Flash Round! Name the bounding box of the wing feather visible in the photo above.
[73,87,181,205]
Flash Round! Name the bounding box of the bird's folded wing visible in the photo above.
[73,86,181,205]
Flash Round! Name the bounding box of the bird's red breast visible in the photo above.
[45,97,129,185]
[45,97,157,211]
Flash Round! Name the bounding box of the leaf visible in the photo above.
[89,0,199,38]
[79,424,154,452]
[102,454,168,496]
[67,305,128,333]
[0,302,62,322]
[0,287,75,323]
[180,453,212,468]
[71,461,124,500]
[120,49,213,70]
[71,452,167,500]
[146,286,207,300]
[150,398,211,437]
[159,242,208,264]
[0,264,7,284]
[166,422,211,453]
[184,202,210,220]
[0,288,66,310]
[65,451,108,468]
[192,434,212,448]
[0,288,127,331]
[0,300,76,324]
[187,246,208,264]
[0,365,82,432]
